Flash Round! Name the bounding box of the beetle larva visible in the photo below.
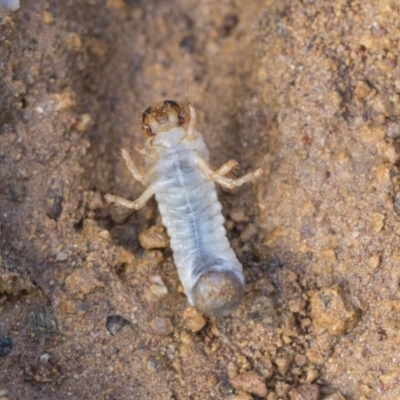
[105,100,262,317]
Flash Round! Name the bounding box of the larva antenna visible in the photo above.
[185,79,189,106]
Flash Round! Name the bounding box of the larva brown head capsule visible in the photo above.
[191,269,244,317]
[141,100,186,138]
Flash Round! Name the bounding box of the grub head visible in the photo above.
[141,100,187,138]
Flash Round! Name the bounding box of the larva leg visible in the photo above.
[121,148,155,186]
[213,159,238,177]
[121,148,144,183]
[213,169,263,189]
[105,185,154,210]
[196,155,263,189]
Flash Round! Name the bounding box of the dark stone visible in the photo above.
[179,35,196,53]
[0,336,13,357]
[106,315,130,336]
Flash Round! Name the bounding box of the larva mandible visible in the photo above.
[105,100,262,317]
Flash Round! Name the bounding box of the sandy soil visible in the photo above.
[1,0,400,399]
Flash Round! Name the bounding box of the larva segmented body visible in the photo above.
[105,100,262,317]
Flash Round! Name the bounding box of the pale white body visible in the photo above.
[106,101,262,316]
[146,127,244,305]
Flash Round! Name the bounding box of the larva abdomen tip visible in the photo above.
[191,269,244,317]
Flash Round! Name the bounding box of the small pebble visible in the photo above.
[275,354,292,375]
[371,94,392,116]
[306,368,320,383]
[289,384,320,400]
[149,275,168,296]
[367,254,380,269]
[217,379,234,396]
[361,125,385,144]
[65,268,105,299]
[387,121,400,139]
[40,353,50,363]
[76,114,92,132]
[56,252,68,262]
[240,223,258,242]
[310,284,359,335]
[41,10,54,24]
[230,371,268,397]
[147,353,168,373]
[230,208,248,222]
[59,297,78,314]
[139,226,169,249]
[106,315,130,336]
[375,163,391,185]
[54,90,76,111]
[109,204,131,224]
[294,354,307,367]
[149,283,168,297]
[371,212,385,232]
[64,33,82,51]
[182,306,206,333]
[150,317,173,335]
[354,80,371,99]
[289,297,306,313]
[257,356,274,379]
[275,381,290,397]
[379,369,398,384]
[380,141,399,164]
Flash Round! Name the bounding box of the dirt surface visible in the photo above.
[1,0,400,399]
